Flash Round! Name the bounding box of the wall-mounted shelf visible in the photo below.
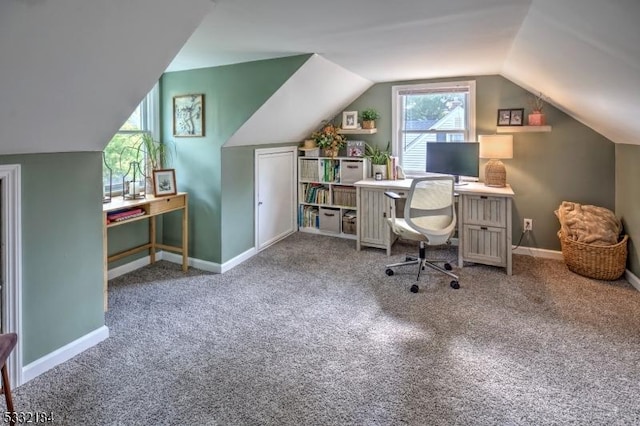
[337,128,378,135]
[496,125,552,133]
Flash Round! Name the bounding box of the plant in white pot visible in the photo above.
[365,142,390,179]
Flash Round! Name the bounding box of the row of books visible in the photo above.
[386,156,401,180]
[298,205,319,228]
[299,159,344,183]
[300,183,330,204]
[106,208,146,224]
[320,159,340,183]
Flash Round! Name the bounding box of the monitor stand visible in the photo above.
[453,175,468,186]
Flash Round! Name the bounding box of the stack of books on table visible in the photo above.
[106,208,146,224]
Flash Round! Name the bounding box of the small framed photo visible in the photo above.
[497,109,511,126]
[173,94,204,137]
[347,140,365,157]
[342,111,358,129]
[509,108,524,126]
[153,169,177,197]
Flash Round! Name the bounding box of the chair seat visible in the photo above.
[387,215,454,245]
[0,334,16,366]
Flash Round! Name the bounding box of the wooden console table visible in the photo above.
[103,192,188,310]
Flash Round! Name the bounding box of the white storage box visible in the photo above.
[341,160,363,184]
[319,207,340,233]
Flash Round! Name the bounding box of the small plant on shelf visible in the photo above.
[527,92,548,126]
[360,108,381,129]
[311,122,346,158]
[528,92,547,113]
[364,142,390,165]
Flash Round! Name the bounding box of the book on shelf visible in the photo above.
[106,208,145,224]
[301,183,330,204]
[112,211,146,222]
[298,205,319,228]
[386,156,399,180]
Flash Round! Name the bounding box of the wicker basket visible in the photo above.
[557,231,628,280]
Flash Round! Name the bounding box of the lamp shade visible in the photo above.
[479,134,513,159]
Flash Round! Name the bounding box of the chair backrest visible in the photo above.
[404,175,456,244]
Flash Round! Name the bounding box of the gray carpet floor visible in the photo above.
[12,232,640,425]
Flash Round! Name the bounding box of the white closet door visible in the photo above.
[255,147,296,251]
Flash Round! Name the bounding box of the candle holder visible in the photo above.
[122,161,146,200]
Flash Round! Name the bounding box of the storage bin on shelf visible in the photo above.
[342,210,357,235]
[332,186,356,207]
[557,231,628,280]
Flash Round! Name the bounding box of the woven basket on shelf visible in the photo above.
[557,231,628,280]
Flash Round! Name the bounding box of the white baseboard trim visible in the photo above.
[512,247,639,292]
[625,269,640,292]
[161,247,257,274]
[107,255,154,280]
[513,246,564,260]
[221,247,257,273]
[161,251,220,273]
[22,325,109,385]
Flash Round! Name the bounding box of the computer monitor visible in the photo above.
[426,142,479,185]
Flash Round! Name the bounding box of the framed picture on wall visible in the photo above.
[153,169,177,196]
[509,108,524,126]
[173,94,205,137]
[497,109,511,126]
[342,111,358,129]
[347,140,365,157]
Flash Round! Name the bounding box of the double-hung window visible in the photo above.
[391,81,476,174]
[103,84,159,196]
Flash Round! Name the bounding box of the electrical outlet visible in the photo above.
[524,218,533,232]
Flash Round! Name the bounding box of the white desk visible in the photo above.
[354,179,515,275]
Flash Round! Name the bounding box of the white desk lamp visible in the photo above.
[479,134,513,187]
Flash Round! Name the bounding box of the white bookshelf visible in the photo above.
[298,156,370,239]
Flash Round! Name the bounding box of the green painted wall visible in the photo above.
[0,153,104,364]
[341,75,615,251]
[615,144,640,276]
[220,146,255,262]
[160,55,309,264]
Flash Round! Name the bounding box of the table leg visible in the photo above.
[150,215,156,264]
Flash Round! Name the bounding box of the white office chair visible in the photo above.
[384,175,460,293]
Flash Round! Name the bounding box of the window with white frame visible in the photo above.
[103,84,159,196]
[391,81,476,174]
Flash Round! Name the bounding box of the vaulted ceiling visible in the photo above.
[0,0,638,156]
[170,0,640,146]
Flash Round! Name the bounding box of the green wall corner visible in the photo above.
[159,54,309,264]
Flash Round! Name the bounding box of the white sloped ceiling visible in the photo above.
[225,54,372,147]
[0,0,213,156]
[170,0,640,146]
[503,0,640,145]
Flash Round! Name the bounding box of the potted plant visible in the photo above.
[365,142,390,179]
[122,134,174,195]
[528,92,547,126]
[311,122,346,158]
[361,108,381,129]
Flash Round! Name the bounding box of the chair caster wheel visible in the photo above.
[444,263,452,271]
[410,284,419,293]
[405,257,413,261]
[450,280,460,289]
[385,268,394,276]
